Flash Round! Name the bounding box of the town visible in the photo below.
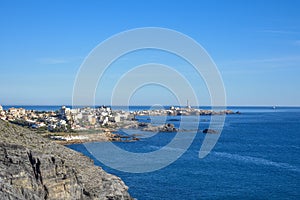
[0,104,239,133]
[0,105,134,132]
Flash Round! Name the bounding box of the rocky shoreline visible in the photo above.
[134,107,240,116]
[0,120,133,199]
[48,112,232,144]
[45,131,140,145]
[1,105,239,145]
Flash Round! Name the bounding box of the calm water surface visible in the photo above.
[11,106,299,199]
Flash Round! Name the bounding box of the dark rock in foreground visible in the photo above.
[0,120,133,200]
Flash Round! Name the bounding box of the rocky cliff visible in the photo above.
[0,120,133,200]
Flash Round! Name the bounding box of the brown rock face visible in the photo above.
[0,120,133,200]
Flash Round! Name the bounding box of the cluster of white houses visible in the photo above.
[63,106,133,130]
[0,105,133,132]
[0,104,237,132]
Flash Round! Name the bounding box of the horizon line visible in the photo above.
[1,104,300,107]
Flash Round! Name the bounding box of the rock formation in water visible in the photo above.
[202,128,218,134]
[0,120,133,200]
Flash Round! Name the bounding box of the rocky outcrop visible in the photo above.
[202,128,218,134]
[141,123,177,132]
[135,108,238,116]
[0,120,133,200]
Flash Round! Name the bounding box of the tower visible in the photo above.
[187,99,191,109]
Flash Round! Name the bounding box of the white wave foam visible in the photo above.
[214,152,300,173]
[149,145,160,150]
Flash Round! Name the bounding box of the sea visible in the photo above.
[4,106,300,199]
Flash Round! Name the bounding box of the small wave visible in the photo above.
[149,145,184,152]
[149,145,160,150]
[214,152,300,173]
[290,145,300,149]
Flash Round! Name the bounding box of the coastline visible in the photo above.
[51,132,140,145]
[0,105,240,145]
[0,119,133,199]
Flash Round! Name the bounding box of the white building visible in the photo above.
[32,122,46,129]
[74,113,83,120]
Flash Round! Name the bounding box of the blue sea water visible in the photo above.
[67,107,300,199]
[2,105,63,111]
[4,105,299,199]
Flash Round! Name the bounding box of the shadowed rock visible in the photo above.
[0,120,133,200]
[202,128,218,134]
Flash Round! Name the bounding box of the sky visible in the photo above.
[0,0,300,106]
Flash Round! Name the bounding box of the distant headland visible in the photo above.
[0,105,239,144]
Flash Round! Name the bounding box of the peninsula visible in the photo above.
[0,105,239,144]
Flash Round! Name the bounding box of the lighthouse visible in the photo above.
[187,99,191,109]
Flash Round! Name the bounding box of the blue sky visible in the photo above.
[0,0,299,106]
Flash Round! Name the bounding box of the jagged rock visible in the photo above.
[142,123,177,132]
[202,128,218,134]
[160,123,177,132]
[0,120,133,200]
[138,123,148,127]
